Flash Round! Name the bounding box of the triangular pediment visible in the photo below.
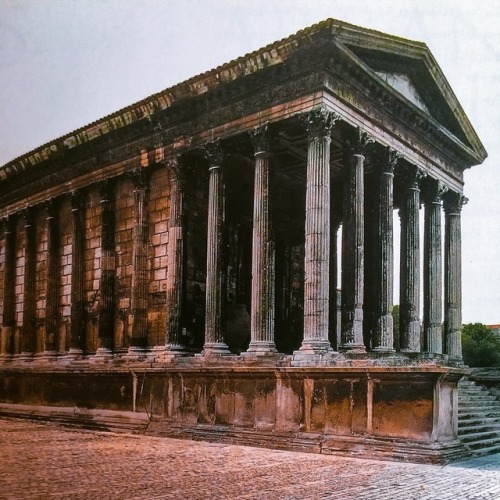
[322,20,487,162]
[374,71,431,115]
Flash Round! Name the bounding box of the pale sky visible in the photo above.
[1,0,499,324]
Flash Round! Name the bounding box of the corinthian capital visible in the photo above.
[250,122,272,155]
[373,146,403,175]
[444,191,468,214]
[162,155,185,183]
[203,139,225,169]
[344,127,375,156]
[304,106,339,139]
[401,165,427,191]
[424,179,448,204]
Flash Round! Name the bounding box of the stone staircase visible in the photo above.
[458,378,500,456]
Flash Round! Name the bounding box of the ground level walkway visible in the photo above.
[0,418,499,499]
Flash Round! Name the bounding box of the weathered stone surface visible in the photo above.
[0,19,488,460]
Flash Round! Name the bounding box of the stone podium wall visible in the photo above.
[0,364,465,462]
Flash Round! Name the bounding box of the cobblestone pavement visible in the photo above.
[1,418,499,500]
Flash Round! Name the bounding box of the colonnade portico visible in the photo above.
[0,110,470,364]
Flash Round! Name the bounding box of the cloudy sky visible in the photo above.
[1,0,498,324]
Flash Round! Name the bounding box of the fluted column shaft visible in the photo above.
[44,200,60,355]
[20,209,36,357]
[423,181,447,354]
[97,181,116,353]
[165,159,186,353]
[399,168,425,352]
[69,191,86,355]
[341,130,371,352]
[299,108,337,354]
[204,143,230,355]
[373,149,399,352]
[247,125,276,355]
[444,192,466,360]
[129,169,149,351]
[1,216,16,356]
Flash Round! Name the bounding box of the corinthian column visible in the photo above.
[295,107,338,357]
[372,148,400,352]
[127,168,150,357]
[423,179,447,354]
[164,157,188,356]
[0,216,16,358]
[444,191,467,361]
[43,199,60,358]
[96,180,116,357]
[399,167,425,352]
[340,129,373,352]
[246,124,277,356]
[203,141,231,356]
[20,208,36,359]
[68,190,86,358]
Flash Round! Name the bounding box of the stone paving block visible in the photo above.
[0,418,499,499]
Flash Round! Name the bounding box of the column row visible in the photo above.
[0,109,465,361]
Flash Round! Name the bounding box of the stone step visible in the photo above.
[458,423,500,435]
[459,430,500,443]
[458,408,500,422]
[459,392,498,400]
[465,442,500,457]
[458,416,500,427]
[458,402,499,409]
[458,398,499,406]
[466,437,500,451]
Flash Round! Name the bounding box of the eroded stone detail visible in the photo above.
[247,124,277,356]
[444,192,467,361]
[399,167,426,353]
[423,179,448,354]
[203,141,231,356]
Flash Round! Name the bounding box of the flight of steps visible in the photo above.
[458,378,500,456]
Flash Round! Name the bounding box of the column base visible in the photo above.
[340,342,366,353]
[243,341,278,357]
[157,344,190,361]
[35,350,59,361]
[124,346,148,360]
[93,348,114,359]
[18,351,34,361]
[202,343,232,357]
[292,341,337,366]
[371,346,395,354]
[63,348,85,360]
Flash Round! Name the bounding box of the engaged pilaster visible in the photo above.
[43,199,60,358]
[128,168,150,357]
[423,179,447,354]
[68,190,86,358]
[20,208,36,359]
[340,128,373,352]
[399,167,425,352]
[96,180,116,357]
[246,124,277,356]
[444,191,467,361]
[203,141,231,356]
[296,107,338,357]
[0,216,16,359]
[164,157,188,357]
[372,148,400,352]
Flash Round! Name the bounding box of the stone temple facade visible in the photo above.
[0,19,487,462]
